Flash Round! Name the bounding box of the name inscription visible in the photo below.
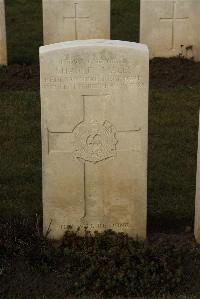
[41,53,144,90]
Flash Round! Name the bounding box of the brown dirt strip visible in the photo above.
[0,57,200,91]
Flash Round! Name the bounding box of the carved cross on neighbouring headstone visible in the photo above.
[48,94,141,223]
[63,2,89,39]
[160,0,189,50]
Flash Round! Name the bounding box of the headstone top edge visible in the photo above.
[39,39,149,55]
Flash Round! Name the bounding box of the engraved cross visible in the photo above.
[48,95,141,223]
[63,2,89,39]
[160,0,189,50]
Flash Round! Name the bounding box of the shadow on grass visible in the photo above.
[148,87,200,232]
[5,0,43,64]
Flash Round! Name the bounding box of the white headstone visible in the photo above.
[40,40,149,240]
[140,0,200,61]
[195,112,200,242]
[0,0,7,65]
[43,0,110,45]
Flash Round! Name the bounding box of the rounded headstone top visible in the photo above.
[40,39,149,55]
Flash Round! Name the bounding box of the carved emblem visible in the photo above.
[73,120,118,163]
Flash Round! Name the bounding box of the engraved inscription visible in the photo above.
[74,120,118,163]
[60,223,129,230]
[41,52,144,90]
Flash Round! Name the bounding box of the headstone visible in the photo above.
[40,40,149,240]
[140,0,200,61]
[195,112,200,242]
[0,0,7,65]
[43,0,110,45]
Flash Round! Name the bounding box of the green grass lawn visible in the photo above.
[1,87,200,232]
[2,0,200,298]
[64,297,200,299]
[0,91,41,220]
[148,87,200,232]
[5,0,140,64]
[5,0,43,64]
[2,0,200,232]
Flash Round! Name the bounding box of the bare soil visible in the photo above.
[0,64,39,91]
[150,57,200,88]
[0,57,200,91]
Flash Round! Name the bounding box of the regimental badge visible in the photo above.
[73,120,118,163]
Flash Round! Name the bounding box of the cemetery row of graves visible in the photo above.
[1,0,200,298]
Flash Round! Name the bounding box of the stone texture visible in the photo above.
[140,0,200,61]
[0,0,7,65]
[40,40,149,240]
[43,0,110,45]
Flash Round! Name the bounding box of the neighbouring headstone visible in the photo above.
[40,40,149,240]
[0,0,7,65]
[140,0,200,61]
[43,0,110,45]
[195,112,200,242]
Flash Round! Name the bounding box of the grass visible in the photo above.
[1,0,200,298]
[0,91,42,220]
[1,87,200,232]
[1,223,200,298]
[111,0,140,42]
[4,0,140,65]
[5,0,43,64]
[30,298,197,299]
[148,87,200,232]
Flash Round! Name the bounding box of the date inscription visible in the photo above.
[60,223,129,230]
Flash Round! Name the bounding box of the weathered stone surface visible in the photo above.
[0,0,7,65]
[43,0,110,45]
[40,40,149,240]
[140,0,200,61]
